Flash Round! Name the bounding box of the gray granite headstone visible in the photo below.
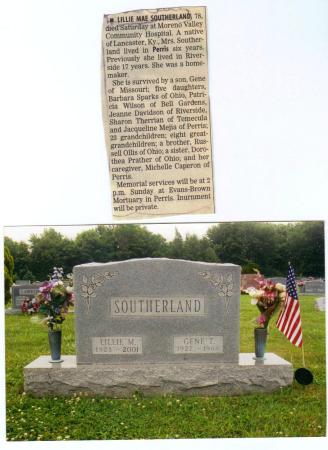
[73,259,241,365]
[315,297,325,311]
[11,283,42,309]
[266,277,286,285]
[303,280,325,294]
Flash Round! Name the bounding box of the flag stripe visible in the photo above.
[287,318,300,343]
[294,331,303,347]
[282,299,296,334]
[277,296,294,333]
[277,295,292,329]
[276,264,303,348]
[286,306,300,338]
[290,322,302,344]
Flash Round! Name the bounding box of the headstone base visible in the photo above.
[24,353,293,397]
[5,308,21,315]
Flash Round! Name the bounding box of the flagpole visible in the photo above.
[301,343,305,368]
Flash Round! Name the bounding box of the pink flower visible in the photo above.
[39,281,54,294]
[257,314,266,325]
[263,290,275,300]
[39,281,55,301]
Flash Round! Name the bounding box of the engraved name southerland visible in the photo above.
[111,297,205,316]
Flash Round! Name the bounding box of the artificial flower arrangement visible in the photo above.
[21,296,40,314]
[244,270,286,328]
[21,267,74,330]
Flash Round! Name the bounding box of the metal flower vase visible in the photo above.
[48,329,63,363]
[254,327,268,360]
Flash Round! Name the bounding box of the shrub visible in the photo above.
[4,245,14,304]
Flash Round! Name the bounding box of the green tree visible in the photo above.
[183,234,201,260]
[113,225,167,260]
[168,228,184,259]
[74,226,116,263]
[287,222,324,277]
[202,246,218,263]
[167,230,218,262]
[207,223,256,267]
[29,228,76,281]
[182,234,219,262]
[241,261,260,274]
[4,245,14,304]
[4,237,32,281]
[199,237,219,262]
[74,225,168,263]
[207,221,324,277]
[207,222,286,275]
[5,221,324,283]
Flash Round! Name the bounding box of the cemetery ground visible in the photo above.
[5,295,326,441]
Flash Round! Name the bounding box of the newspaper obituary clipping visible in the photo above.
[102,7,214,218]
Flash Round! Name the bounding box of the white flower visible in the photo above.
[66,286,73,294]
[245,287,256,295]
[251,289,264,299]
[276,283,286,292]
[251,298,258,305]
[245,287,264,299]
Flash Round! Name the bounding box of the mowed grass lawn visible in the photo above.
[5,295,326,441]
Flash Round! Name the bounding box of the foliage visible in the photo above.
[4,222,325,282]
[5,295,326,440]
[4,245,14,304]
[29,229,78,281]
[168,228,184,258]
[184,234,219,262]
[74,225,168,263]
[21,268,74,330]
[207,222,280,274]
[241,261,260,274]
[168,229,218,263]
[207,221,324,276]
[4,237,32,281]
[286,222,325,277]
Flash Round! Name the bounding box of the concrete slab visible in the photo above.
[24,353,293,397]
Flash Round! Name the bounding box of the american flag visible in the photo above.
[276,263,303,347]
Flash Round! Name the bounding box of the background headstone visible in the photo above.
[315,297,325,311]
[11,283,42,310]
[265,276,286,285]
[303,280,325,295]
[241,274,264,291]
